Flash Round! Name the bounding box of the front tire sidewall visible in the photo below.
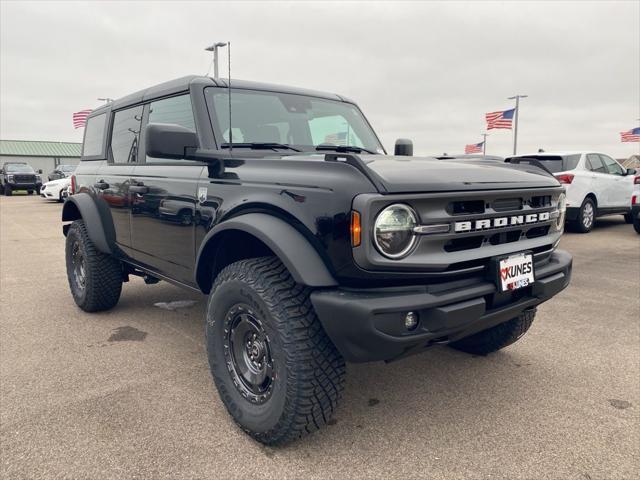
[206,280,287,435]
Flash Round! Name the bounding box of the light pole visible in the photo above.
[508,94,528,155]
[205,42,228,79]
[481,133,489,156]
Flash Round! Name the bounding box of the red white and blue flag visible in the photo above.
[485,108,515,130]
[620,128,640,142]
[73,109,92,129]
[464,142,484,154]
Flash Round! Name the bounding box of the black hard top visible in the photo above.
[90,76,352,116]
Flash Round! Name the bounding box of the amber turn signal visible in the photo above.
[350,210,362,247]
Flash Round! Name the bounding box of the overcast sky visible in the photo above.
[1,0,639,158]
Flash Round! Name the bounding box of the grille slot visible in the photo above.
[492,197,522,211]
[450,200,485,215]
[444,236,483,252]
[530,195,552,208]
[488,230,522,245]
[526,226,550,239]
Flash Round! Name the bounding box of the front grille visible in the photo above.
[14,174,35,183]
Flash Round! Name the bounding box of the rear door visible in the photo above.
[129,93,205,284]
[97,105,143,250]
[585,153,613,207]
[600,154,633,208]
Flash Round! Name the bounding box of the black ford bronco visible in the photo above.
[62,76,572,445]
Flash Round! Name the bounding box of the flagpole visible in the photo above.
[508,94,528,155]
[482,133,488,156]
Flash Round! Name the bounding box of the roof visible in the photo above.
[0,140,82,158]
[93,75,351,115]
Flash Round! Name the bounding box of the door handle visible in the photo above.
[129,184,149,194]
[94,181,109,190]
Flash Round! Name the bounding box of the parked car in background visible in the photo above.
[506,152,636,233]
[40,176,71,202]
[631,174,640,234]
[0,162,42,195]
[48,164,76,181]
[436,154,505,162]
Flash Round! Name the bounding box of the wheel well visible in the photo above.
[585,193,597,207]
[197,230,275,293]
[62,201,81,222]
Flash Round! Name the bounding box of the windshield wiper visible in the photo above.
[220,143,301,152]
[315,145,377,154]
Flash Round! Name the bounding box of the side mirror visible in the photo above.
[145,123,199,159]
[394,138,413,156]
[38,169,43,174]
[627,168,636,175]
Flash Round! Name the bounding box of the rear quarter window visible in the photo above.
[82,113,107,157]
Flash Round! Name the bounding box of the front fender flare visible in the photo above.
[196,213,338,288]
[62,193,115,254]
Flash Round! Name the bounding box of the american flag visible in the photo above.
[464,141,484,154]
[620,128,640,142]
[73,109,92,129]
[324,131,348,146]
[485,108,515,130]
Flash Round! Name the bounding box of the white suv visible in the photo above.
[507,152,636,233]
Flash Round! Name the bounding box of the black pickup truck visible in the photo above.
[62,75,572,445]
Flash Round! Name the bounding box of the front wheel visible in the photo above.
[65,220,123,312]
[206,256,345,446]
[449,309,536,355]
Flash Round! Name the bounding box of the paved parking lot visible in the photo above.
[1,194,638,479]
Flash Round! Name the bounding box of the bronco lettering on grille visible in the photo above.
[454,212,550,233]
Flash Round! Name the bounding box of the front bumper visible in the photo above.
[311,249,572,363]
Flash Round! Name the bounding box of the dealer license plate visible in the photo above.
[498,252,534,292]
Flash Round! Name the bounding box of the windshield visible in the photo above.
[507,154,581,173]
[206,87,384,153]
[4,164,35,173]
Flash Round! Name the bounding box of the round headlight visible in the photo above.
[557,193,566,229]
[374,204,418,259]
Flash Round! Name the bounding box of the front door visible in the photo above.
[129,94,204,285]
[600,154,633,208]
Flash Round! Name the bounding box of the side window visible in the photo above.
[82,113,107,157]
[600,154,624,175]
[146,95,196,163]
[148,95,195,130]
[586,154,607,173]
[110,106,143,164]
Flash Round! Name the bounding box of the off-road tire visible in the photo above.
[571,198,596,233]
[449,309,536,356]
[4,185,11,196]
[206,256,345,446]
[623,213,633,224]
[65,220,123,312]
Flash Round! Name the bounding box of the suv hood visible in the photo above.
[358,155,560,193]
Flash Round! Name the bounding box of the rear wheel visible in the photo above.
[450,309,536,355]
[571,198,595,233]
[633,217,640,234]
[206,256,345,445]
[624,213,633,224]
[65,220,123,312]
[27,190,33,195]
[4,185,11,196]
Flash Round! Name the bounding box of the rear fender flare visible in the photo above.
[62,193,115,254]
